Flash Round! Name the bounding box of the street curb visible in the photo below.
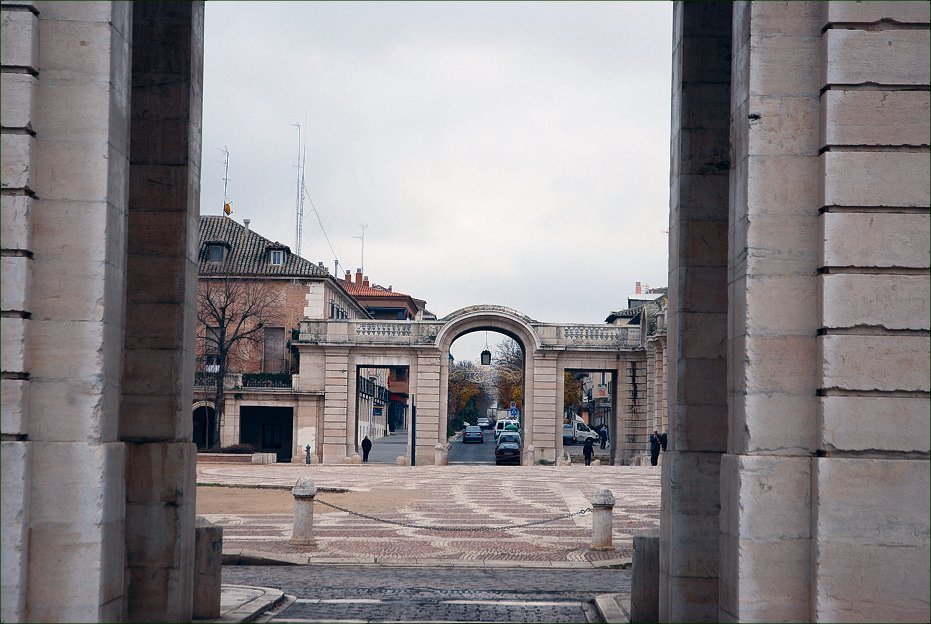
[594,592,631,624]
[206,585,285,623]
[222,547,631,570]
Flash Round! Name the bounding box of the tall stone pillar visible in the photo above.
[7,2,134,620]
[721,3,824,621]
[661,2,731,620]
[120,3,203,621]
[812,3,930,621]
[321,348,349,463]
[413,351,441,464]
[529,351,558,463]
[1,1,38,620]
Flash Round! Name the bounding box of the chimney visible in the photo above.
[345,270,352,282]
[635,281,642,294]
[363,275,369,287]
[243,219,250,233]
[355,268,363,285]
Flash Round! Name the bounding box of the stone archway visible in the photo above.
[435,306,543,464]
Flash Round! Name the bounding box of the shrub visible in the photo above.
[220,443,255,454]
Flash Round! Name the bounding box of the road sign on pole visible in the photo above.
[510,406,519,417]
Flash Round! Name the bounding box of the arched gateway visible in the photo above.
[294,305,646,464]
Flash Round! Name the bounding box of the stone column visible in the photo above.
[811,3,930,621]
[661,2,731,620]
[321,348,349,463]
[14,2,133,621]
[1,2,38,620]
[590,489,615,550]
[413,351,441,464]
[291,478,317,546]
[120,3,203,620]
[631,531,660,623]
[529,351,557,463]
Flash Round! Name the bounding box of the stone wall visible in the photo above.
[662,2,930,622]
[1,3,204,621]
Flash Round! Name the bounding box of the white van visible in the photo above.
[494,419,520,440]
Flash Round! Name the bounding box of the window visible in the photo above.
[204,326,220,372]
[269,249,284,265]
[263,326,286,373]
[206,244,225,262]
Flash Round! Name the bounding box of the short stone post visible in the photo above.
[434,443,448,466]
[630,530,660,623]
[590,488,615,550]
[291,477,317,546]
[193,516,223,619]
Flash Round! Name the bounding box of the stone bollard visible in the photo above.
[193,516,223,619]
[434,443,448,466]
[590,488,615,550]
[291,477,317,546]
[396,455,409,466]
[351,453,362,464]
[630,530,660,623]
[592,458,602,466]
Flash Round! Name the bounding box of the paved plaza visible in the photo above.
[198,463,661,567]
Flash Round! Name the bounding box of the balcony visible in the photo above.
[241,372,293,389]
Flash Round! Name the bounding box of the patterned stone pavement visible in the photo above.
[199,464,661,567]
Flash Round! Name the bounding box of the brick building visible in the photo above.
[194,215,370,458]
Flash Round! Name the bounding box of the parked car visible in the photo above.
[462,425,484,443]
[493,419,520,440]
[477,416,493,429]
[495,432,522,465]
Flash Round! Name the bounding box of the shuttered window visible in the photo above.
[263,326,286,373]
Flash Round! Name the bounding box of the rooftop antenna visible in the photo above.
[219,146,232,216]
[354,223,368,275]
[292,122,306,256]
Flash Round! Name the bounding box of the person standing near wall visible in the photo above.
[649,430,662,466]
[599,425,609,450]
[361,436,373,462]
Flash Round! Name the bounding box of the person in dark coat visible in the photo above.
[649,430,662,466]
[361,436,373,463]
[598,425,609,450]
[582,437,595,466]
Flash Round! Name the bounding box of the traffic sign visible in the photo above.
[510,407,519,417]
[509,401,516,409]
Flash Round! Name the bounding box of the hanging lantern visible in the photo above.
[480,349,492,366]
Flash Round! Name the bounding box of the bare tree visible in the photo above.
[493,338,524,408]
[196,277,280,448]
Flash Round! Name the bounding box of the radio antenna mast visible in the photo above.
[219,146,231,215]
[354,223,368,275]
[292,122,306,256]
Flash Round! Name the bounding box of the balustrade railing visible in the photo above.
[242,372,292,388]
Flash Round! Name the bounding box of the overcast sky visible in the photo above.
[201,1,673,361]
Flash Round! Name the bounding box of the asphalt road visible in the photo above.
[448,428,495,465]
[225,564,629,622]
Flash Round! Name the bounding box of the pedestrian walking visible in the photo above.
[583,437,595,466]
[361,436,372,463]
[598,425,609,450]
[649,430,662,466]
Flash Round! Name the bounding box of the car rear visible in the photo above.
[463,425,484,443]
[495,433,521,465]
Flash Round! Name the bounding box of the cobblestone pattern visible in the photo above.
[224,564,631,623]
[199,464,660,564]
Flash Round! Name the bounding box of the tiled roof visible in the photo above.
[198,216,329,278]
[341,281,412,299]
